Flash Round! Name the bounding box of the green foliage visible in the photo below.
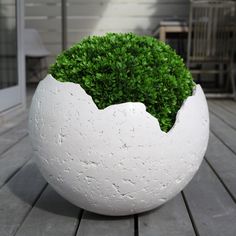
[49,33,194,132]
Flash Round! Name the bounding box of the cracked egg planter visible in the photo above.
[29,74,209,216]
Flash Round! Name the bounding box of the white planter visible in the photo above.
[29,74,209,216]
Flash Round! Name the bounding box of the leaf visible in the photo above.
[50,32,194,132]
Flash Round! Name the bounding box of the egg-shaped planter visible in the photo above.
[29,74,209,216]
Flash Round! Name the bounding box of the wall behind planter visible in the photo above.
[25,0,189,65]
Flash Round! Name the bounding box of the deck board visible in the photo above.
[0,160,46,236]
[0,112,28,136]
[0,136,32,189]
[212,100,236,116]
[0,99,236,235]
[205,133,236,201]
[76,211,134,236]
[15,185,81,236]
[208,100,236,130]
[183,160,236,236]
[210,113,236,154]
[0,119,28,158]
[138,194,195,236]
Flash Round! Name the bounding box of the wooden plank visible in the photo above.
[212,100,236,117]
[25,0,189,4]
[210,112,236,154]
[25,3,188,17]
[0,4,15,17]
[0,136,32,188]
[138,194,195,236]
[183,160,236,236]
[25,5,60,17]
[76,211,134,236]
[68,0,189,3]
[0,160,47,236]
[68,3,188,17]
[0,43,17,55]
[25,18,61,31]
[205,132,236,201]
[208,100,236,130]
[0,18,15,29]
[0,110,27,135]
[15,185,81,236]
[0,0,17,4]
[36,43,61,55]
[0,33,16,44]
[38,31,62,44]
[39,29,152,45]
[25,17,167,31]
[0,119,28,158]
[24,0,60,4]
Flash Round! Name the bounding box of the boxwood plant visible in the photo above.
[49,33,194,132]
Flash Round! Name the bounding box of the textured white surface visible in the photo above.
[29,74,209,216]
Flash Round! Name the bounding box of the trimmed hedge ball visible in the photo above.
[49,33,194,132]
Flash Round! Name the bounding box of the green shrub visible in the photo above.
[49,33,194,132]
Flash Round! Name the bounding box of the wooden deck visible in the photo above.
[0,99,236,236]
